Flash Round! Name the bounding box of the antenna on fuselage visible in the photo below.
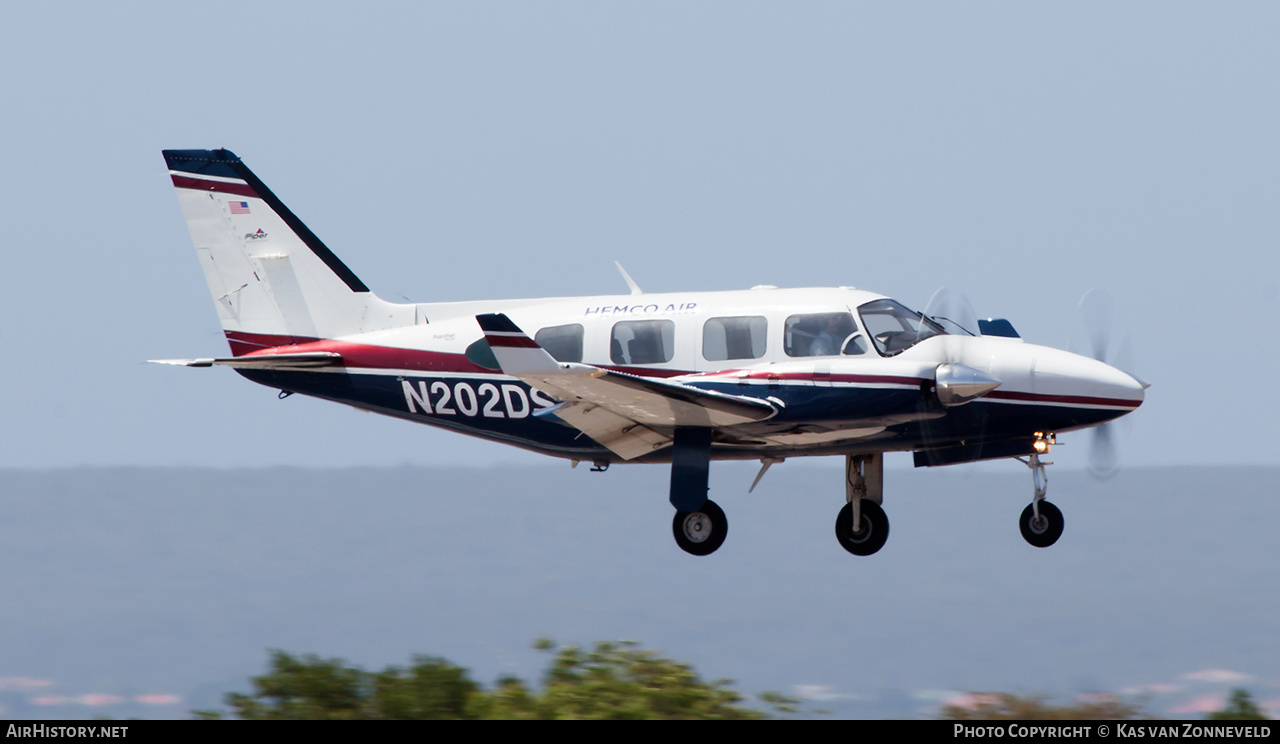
[614,261,643,295]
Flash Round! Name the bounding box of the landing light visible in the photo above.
[1032,433,1055,455]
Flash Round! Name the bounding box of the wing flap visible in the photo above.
[550,404,669,460]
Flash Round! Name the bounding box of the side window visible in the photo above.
[785,312,858,357]
[611,320,675,365]
[703,316,767,361]
[535,323,584,363]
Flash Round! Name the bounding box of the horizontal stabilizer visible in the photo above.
[149,352,343,369]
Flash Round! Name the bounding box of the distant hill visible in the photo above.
[0,464,1276,719]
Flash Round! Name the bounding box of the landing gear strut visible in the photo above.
[835,454,889,556]
[668,427,729,556]
[1017,453,1064,548]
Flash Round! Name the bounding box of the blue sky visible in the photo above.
[1,2,1277,470]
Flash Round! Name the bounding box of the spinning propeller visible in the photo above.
[914,287,998,462]
[921,285,981,339]
[913,286,1145,477]
[920,287,998,405]
[1077,289,1145,479]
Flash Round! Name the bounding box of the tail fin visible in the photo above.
[164,149,412,355]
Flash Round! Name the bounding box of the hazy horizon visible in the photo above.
[1,463,1276,719]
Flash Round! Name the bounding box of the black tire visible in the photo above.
[1019,500,1064,548]
[672,500,728,556]
[835,499,890,556]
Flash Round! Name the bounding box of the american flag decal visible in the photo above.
[229,201,250,214]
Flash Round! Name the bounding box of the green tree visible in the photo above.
[225,651,367,720]
[202,640,794,720]
[1207,689,1267,720]
[368,656,481,719]
[940,692,1146,720]
[524,639,766,720]
[212,651,482,720]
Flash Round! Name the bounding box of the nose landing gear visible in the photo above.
[1016,452,1064,548]
[1020,500,1064,547]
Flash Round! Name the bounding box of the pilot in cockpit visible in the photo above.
[810,314,847,357]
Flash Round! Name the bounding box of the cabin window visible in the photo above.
[784,312,859,357]
[702,316,767,361]
[535,323,584,363]
[611,320,675,365]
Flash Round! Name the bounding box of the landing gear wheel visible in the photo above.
[1019,500,1064,548]
[672,499,728,556]
[835,499,889,556]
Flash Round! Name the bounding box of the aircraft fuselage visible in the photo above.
[228,286,1143,465]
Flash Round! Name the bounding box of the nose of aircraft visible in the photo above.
[1096,361,1146,409]
[1029,345,1145,414]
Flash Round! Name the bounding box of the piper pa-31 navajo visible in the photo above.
[157,149,1147,557]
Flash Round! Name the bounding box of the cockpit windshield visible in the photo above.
[857,299,948,357]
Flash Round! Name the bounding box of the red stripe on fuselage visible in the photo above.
[483,334,541,349]
[606,365,686,378]
[702,369,1140,408]
[769,371,925,386]
[984,389,1141,409]
[695,370,925,386]
[229,333,494,374]
[222,332,1140,409]
[226,331,692,377]
[224,331,309,357]
[171,173,259,199]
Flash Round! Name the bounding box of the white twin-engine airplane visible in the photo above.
[157,149,1147,557]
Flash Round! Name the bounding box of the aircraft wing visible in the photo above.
[148,352,343,368]
[476,314,777,460]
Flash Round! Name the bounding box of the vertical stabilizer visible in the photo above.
[163,149,412,355]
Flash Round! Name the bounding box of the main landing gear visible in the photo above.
[835,454,889,556]
[1016,452,1064,548]
[668,428,730,556]
[673,500,728,556]
[659,431,1065,555]
[661,437,894,557]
